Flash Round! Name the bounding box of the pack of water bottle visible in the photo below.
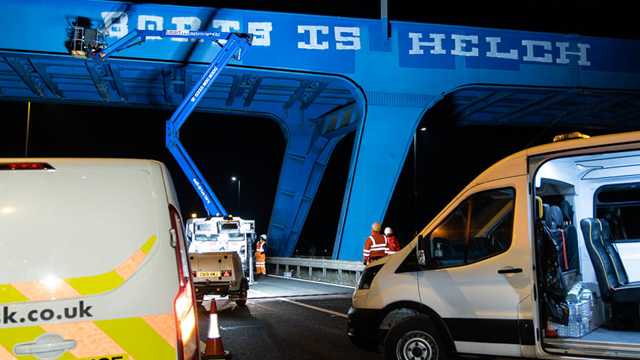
[557,282,604,338]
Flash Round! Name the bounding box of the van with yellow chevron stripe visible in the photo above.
[0,159,199,360]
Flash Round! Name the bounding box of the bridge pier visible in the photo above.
[334,105,426,261]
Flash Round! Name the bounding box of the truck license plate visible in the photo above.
[197,271,221,277]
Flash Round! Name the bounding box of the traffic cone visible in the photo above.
[202,299,231,359]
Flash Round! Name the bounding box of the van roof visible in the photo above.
[0,158,162,170]
[463,130,640,191]
[525,130,640,157]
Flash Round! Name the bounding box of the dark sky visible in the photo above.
[2,0,638,255]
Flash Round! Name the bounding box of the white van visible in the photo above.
[348,131,640,360]
[0,159,199,360]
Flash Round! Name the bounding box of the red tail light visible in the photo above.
[0,162,55,170]
[170,205,199,360]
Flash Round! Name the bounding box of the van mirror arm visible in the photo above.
[416,234,431,268]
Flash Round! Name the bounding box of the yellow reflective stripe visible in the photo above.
[141,236,156,255]
[598,219,624,284]
[588,219,611,289]
[65,271,124,296]
[95,317,175,360]
[1,236,157,303]
[41,320,128,358]
[0,285,29,304]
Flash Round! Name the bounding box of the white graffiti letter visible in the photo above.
[408,33,446,55]
[212,20,240,44]
[555,42,591,66]
[138,15,163,40]
[298,25,329,50]
[486,37,518,59]
[101,12,128,38]
[451,34,479,57]
[335,26,361,50]
[522,40,553,63]
[171,17,202,42]
[248,22,272,46]
[212,20,240,32]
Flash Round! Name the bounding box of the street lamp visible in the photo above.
[231,176,241,216]
[413,127,427,237]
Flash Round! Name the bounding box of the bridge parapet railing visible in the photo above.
[267,257,365,287]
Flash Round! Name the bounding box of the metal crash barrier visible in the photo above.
[267,257,365,286]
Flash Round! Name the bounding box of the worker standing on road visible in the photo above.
[384,227,401,255]
[363,222,388,265]
[255,234,267,275]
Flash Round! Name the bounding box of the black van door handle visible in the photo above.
[498,267,523,274]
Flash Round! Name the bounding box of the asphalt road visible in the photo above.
[196,275,384,360]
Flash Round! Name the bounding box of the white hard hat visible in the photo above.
[372,222,381,232]
[384,227,393,235]
[260,234,267,240]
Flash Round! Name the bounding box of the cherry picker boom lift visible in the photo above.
[70,27,252,217]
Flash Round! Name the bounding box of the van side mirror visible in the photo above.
[416,234,430,268]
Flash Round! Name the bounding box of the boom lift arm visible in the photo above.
[72,28,252,217]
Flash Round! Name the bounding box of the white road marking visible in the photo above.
[249,288,348,318]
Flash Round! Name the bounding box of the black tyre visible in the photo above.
[383,317,448,360]
[235,299,247,306]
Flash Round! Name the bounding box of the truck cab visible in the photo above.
[348,131,640,360]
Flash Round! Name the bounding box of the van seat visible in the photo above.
[579,218,640,303]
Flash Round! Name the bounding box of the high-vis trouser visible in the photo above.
[255,252,266,274]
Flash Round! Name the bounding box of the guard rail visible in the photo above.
[267,257,365,286]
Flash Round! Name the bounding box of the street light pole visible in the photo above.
[413,131,418,237]
[413,127,427,238]
[231,176,241,216]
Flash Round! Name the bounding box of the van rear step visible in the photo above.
[545,331,640,359]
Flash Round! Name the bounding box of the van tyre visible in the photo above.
[384,317,448,360]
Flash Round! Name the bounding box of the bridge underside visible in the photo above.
[3,52,639,260]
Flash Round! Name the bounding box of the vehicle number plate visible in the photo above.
[197,271,221,277]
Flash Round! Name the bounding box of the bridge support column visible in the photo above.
[268,117,342,257]
[334,105,425,261]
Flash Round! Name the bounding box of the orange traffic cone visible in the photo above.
[202,299,231,359]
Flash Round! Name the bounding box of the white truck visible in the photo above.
[348,131,640,360]
[185,216,256,306]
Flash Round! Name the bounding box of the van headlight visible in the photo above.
[356,264,383,291]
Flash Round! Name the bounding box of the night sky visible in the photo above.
[2,0,638,255]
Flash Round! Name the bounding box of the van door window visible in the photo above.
[430,188,515,268]
[594,182,640,282]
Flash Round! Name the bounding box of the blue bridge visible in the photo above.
[1,0,639,260]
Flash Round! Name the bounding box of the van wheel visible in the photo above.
[384,317,448,360]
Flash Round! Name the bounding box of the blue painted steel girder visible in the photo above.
[1,0,640,260]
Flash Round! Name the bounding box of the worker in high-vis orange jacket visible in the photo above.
[384,227,401,255]
[363,222,388,265]
[255,234,267,275]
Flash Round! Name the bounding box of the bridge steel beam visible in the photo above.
[1,0,640,260]
[334,105,426,260]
